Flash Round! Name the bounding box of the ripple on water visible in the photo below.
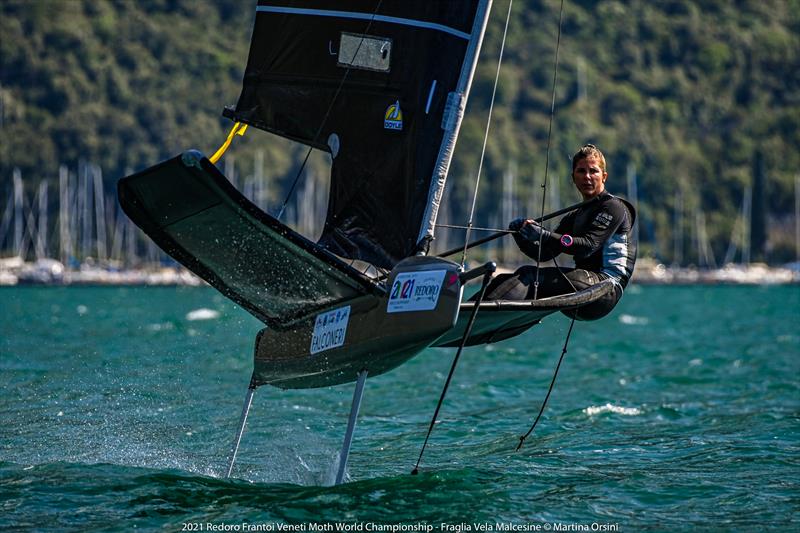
[1,285,797,530]
[583,404,643,416]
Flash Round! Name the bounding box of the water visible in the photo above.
[1,285,798,531]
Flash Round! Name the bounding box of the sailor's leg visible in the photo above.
[560,270,622,321]
[335,369,368,485]
[225,382,257,478]
[480,266,572,301]
[519,266,576,298]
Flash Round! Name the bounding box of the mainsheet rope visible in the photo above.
[412,266,495,474]
[516,253,578,450]
[459,0,515,268]
[516,313,575,450]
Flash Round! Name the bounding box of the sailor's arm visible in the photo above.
[546,201,627,258]
[510,214,572,262]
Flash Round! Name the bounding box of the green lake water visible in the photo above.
[1,285,798,531]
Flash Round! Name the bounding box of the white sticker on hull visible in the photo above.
[310,305,351,355]
[387,270,446,313]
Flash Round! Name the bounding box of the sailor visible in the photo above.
[485,144,637,320]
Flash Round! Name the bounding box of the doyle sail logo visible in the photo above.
[384,100,403,130]
[310,305,351,355]
[387,270,446,313]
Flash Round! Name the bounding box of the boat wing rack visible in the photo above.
[434,278,617,347]
[118,150,381,330]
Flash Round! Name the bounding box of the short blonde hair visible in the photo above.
[572,144,606,172]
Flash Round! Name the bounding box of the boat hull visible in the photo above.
[253,256,463,389]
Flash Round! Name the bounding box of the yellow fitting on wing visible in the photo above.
[209,122,248,164]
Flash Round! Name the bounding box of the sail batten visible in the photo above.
[255,6,472,40]
[228,0,488,269]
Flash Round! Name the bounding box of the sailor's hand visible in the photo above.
[519,220,550,243]
[509,217,527,232]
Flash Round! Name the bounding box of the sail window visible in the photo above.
[338,33,392,72]
[327,133,341,159]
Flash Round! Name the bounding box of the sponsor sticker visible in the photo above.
[593,211,613,228]
[387,270,446,313]
[384,100,403,130]
[310,305,351,355]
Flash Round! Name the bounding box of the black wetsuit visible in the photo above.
[485,192,637,320]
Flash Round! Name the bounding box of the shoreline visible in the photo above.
[1,257,798,287]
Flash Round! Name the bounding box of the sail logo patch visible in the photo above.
[387,270,446,313]
[310,305,351,355]
[384,100,403,130]
[593,211,613,229]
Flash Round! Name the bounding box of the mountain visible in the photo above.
[1,0,798,264]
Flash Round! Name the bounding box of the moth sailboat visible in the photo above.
[119,0,614,481]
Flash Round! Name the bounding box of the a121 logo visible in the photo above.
[387,270,446,313]
[390,278,416,301]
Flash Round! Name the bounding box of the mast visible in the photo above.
[59,165,72,264]
[11,169,23,258]
[13,168,23,258]
[417,0,493,248]
[502,164,516,262]
[36,181,48,260]
[626,163,639,247]
[672,188,683,267]
[723,186,750,266]
[126,214,137,267]
[110,197,125,263]
[0,190,12,254]
[79,161,91,260]
[695,208,716,269]
[93,165,108,262]
[750,150,766,263]
[742,185,752,265]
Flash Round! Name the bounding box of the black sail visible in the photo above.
[226,0,488,269]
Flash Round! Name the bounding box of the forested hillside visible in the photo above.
[1,0,798,264]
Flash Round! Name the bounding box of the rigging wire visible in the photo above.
[436,223,514,233]
[516,0,575,452]
[437,196,600,260]
[276,0,384,221]
[412,266,495,475]
[516,313,575,451]
[533,0,566,300]
[459,0,515,268]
